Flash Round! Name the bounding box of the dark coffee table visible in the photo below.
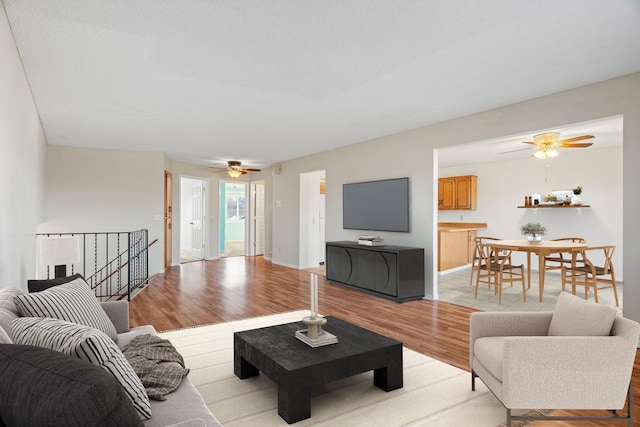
[233,316,403,424]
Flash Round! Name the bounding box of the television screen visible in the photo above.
[343,177,409,232]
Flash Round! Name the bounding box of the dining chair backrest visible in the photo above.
[476,240,510,268]
[469,237,506,285]
[561,244,618,306]
[580,245,615,274]
[552,237,586,243]
[474,242,524,304]
[544,237,587,270]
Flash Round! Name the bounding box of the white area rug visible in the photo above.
[159,311,506,426]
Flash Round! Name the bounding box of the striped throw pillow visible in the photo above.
[12,317,151,420]
[13,278,118,342]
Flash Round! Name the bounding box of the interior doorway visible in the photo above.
[220,181,247,257]
[299,170,326,269]
[179,177,207,264]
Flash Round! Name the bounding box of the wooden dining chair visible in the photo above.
[560,245,619,307]
[475,242,525,304]
[469,237,509,286]
[544,237,586,272]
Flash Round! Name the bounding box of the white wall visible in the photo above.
[439,146,623,277]
[269,72,640,323]
[40,146,166,276]
[0,4,47,290]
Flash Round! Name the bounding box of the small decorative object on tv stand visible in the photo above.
[357,235,385,246]
[296,273,338,347]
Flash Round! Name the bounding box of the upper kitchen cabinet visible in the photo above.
[438,175,477,210]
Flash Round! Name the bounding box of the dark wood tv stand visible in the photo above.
[325,241,424,303]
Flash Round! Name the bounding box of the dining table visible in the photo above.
[485,239,588,302]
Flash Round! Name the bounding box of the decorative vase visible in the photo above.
[570,194,583,206]
[527,234,542,243]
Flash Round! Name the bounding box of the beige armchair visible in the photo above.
[469,292,639,426]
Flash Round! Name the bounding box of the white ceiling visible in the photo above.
[3,1,639,169]
[438,115,624,168]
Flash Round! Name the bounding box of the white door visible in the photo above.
[255,183,265,255]
[190,182,204,258]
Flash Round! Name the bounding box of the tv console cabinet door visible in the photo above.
[354,250,397,297]
[326,245,353,284]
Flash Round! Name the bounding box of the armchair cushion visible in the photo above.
[548,292,616,336]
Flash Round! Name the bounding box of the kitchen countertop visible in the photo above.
[438,222,487,231]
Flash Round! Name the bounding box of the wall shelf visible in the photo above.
[517,205,590,209]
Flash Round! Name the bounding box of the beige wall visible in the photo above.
[0,5,47,290]
[270,73,640,322]
[40,146,166,275]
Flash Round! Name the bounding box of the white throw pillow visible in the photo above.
[12,317,151,420]
[0,287,24,341]
[0,325,11,344]
[13,278,118,342]
[548,292,617,336]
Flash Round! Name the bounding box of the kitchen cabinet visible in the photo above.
[438,175,477,210]
[438,222,486,271]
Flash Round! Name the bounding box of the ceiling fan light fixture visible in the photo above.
[533,148,559,159]
[227,169,243,179]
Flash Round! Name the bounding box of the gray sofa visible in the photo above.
[102,300,222,427]
[0,284,221,427]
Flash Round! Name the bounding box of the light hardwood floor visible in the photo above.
[129,256,639,426]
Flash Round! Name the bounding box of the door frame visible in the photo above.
[249,180,266,256]
[179,175,208,262]
[219,180,248,257]
[164,170,173,270]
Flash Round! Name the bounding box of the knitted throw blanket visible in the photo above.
[121,334,190,400]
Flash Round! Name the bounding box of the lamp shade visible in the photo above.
[227,169,243,179]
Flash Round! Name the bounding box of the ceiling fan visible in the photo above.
[523,132,594,159]
[224,161,261,178]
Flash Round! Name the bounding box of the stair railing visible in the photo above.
[35,229,156,301]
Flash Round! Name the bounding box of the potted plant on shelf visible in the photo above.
[520,222,546,243]
[571,186,583,206]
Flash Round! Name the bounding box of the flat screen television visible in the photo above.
[343,177,409,232]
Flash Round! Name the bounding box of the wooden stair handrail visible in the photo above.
[89,238,158,290]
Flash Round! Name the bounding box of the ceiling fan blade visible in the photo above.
[522,141,537,145]
[557,135,594,144]
[243,168,261,172]
[558,142,593,148]
[500,147,533,154]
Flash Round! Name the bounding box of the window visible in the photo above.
[226,196,246,221]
